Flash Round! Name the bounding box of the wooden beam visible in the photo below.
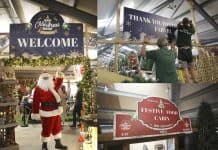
[187,0,200,45]
[114,0,121,73]
[85,24,88,56]
[97,39,218,49]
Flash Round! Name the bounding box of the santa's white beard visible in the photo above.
[37,74,54,90]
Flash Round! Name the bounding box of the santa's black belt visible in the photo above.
[41,102,61,107]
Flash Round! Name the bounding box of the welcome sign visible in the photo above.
[123,7,177,40]
[10,10,83,56]
[114,97,192,139]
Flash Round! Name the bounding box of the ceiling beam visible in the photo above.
[198,29,218,38]
[98,46,112,55]
[99,0,124,36]
[150,0,174,14]
[181,101,218,116]
[29,0,97,27]
[10,0,26,23]
[197,14,218,26]
[192,0,218,31]
[200,38,218,45]
[177,84,218,103]
[170,0,184,18]
[173,0,215,20]
[2,0,17,23]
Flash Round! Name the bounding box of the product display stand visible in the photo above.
[0,67,19,150]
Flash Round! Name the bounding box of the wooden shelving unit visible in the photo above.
[0,80,19,150]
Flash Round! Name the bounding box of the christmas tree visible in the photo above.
[196,102,218,150]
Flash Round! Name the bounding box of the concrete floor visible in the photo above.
[16,123,82,150]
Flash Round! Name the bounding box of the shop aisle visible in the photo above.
[16,124,81,150]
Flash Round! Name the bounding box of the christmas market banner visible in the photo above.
[123,7,177,40]
[114,97,192,140]
[10,10,84,56]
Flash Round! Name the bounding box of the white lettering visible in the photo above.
[16,38,79,48]
[128,14,151,24]
[52,38,61,47]
[29,38,37,47]
[44,38,52,47]
[71,38,78,47]
[154,116,170,121]
[17,38,28,47]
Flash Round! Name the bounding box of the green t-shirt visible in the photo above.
[176,24,195,47]
[147,47,178,83]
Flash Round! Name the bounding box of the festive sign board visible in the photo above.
[10,10,83,56]
[123,7,177,41]
[114,97,192,139]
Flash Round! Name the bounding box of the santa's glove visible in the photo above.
[58,106,64,115]
[31,113,40,120]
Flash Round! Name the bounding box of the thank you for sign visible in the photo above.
[114,97,192,139]
[10,10,84,56]
[123,7,177,41]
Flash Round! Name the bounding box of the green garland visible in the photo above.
[2,56,96,115]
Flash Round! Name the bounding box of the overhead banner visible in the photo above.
[114,97,192,140]
[10,10,84,56]
[123,7,177,41]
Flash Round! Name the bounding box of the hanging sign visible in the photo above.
[114,97,192,139]
[123,7,177,41]
[10,10,84,56]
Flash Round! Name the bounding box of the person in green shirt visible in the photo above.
[176,17,197,83]
[140,37,178,83]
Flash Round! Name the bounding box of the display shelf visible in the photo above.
[0,123,18,129]
[0,76,18,148]
[0,80,17,85]
[0,102,17,106]
[0,144,19,150]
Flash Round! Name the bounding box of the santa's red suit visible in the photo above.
[31,73,64,142]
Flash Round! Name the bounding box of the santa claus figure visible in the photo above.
[31,72,67,150]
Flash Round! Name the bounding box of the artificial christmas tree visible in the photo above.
[196,102,218,150]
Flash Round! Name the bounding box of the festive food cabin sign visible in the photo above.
[123,7,177,40]
[114,97,192,139]
[10,10,83,56]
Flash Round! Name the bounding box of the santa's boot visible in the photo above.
[42,142,48,150]
[55,139,68,149]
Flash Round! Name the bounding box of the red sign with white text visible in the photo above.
[114,97,192,139]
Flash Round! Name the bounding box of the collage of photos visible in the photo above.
[0,0,217,150]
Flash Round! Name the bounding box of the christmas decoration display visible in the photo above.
[2,56,97,116]
[0,67,18,150]
[83,127,97,150]
[1,56,98,144]
[196,49,218,82]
